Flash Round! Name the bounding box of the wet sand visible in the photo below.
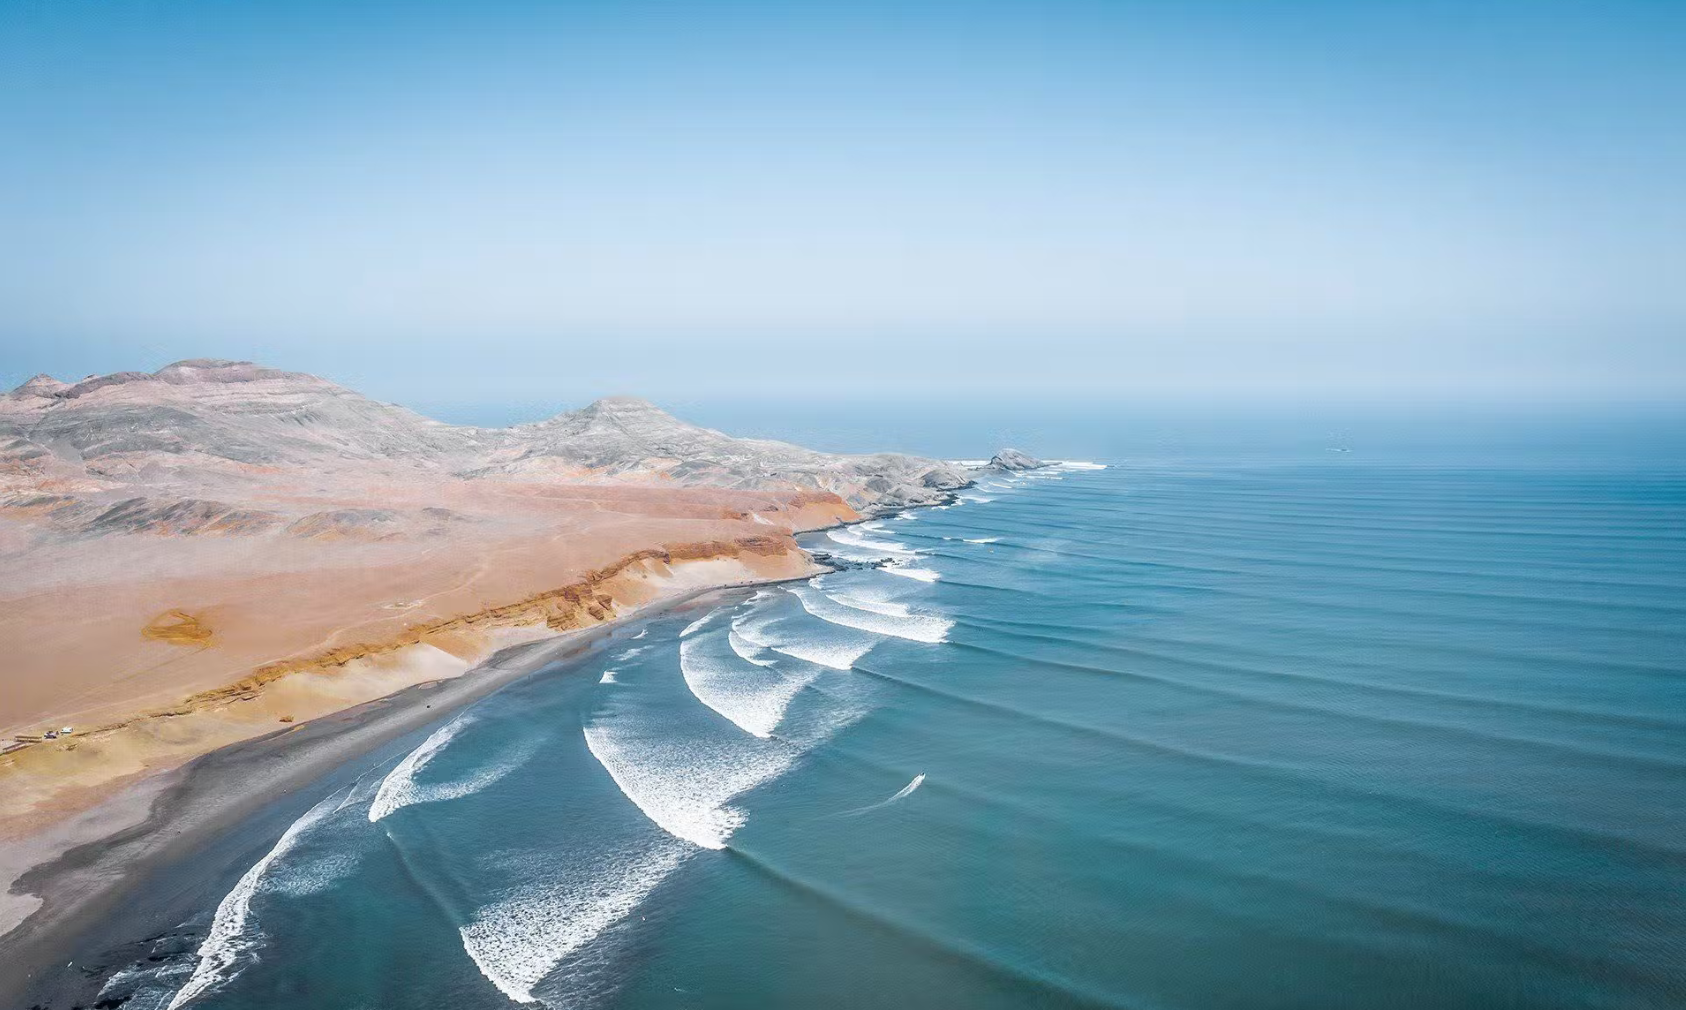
[0,580,790,1009]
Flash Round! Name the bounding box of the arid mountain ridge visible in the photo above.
[0,359,972,539]
[0,359,1051,853]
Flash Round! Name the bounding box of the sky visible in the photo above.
[2,0,1683,418]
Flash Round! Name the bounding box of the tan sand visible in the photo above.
[0,479,853,844]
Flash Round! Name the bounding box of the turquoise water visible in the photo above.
[103,458,1686,1009]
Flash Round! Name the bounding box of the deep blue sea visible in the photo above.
[98,439,1686,1010]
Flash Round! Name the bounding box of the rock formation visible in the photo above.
[986,447,1047,471]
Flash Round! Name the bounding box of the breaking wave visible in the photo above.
[825,528,917,556]
[165,794,342,1009]
[680,611,718,637]
[728,627,778,667]
[583,707,799,850]
[458,839,690,1004]
[368,718,531,823]
[680,634,814,738]
[789,585,952,644]
[885,564,942,583]
[733,599,878,671]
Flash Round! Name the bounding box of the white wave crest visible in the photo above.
[733,601,877,671]
[825,528,917,556]
[789,585,951,644]
[1053,460,1108,470]
[166,794,340,1009]
[679,611,718,637]
[727,627,777,667]
[680,635,813,738]
[368,718,531,823]
[583,709,798,849]
[459,839,690,1004]
[963,537,1000,544]
[885,564,942,583]
[761,632,875,671]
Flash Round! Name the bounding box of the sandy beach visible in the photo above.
[0,577,804,1008]
[0,362,975,1006]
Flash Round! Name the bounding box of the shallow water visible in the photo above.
[109,457,1686,1009]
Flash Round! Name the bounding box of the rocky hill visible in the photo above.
[0,359,971,537]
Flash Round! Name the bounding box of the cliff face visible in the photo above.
[0,535,821,838]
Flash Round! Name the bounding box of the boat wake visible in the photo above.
[837,773,926,816]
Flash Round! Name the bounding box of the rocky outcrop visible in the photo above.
[484,395,969,513]
[987,448,1047,472]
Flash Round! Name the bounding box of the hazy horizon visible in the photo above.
[5,0,1684,408]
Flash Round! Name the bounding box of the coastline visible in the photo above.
[0,571,817,1008]
[0,482,971,1008]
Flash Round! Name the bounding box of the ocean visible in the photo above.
[92,442,1686,1010]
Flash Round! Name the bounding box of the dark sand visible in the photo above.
[0,584,760,1009]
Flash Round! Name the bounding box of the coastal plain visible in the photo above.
[0,359,974,967]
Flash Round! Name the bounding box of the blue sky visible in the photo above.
[2,0,1682,415]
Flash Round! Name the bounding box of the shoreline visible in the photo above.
[0,484,971,1007]
[0,568,822,1008]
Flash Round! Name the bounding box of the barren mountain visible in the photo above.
[0,360,968,536]
[0,360,972,835]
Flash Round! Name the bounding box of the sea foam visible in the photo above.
[680,633,812,738]
[368,717,531,823]
[166,794,341,1009]
[885,564,942,583]
[458,839,690,1004]
[734,598,877,670]
[583,703,799,849]
[728,626,778,667]
[679,611,718,637]
[789,585,952,644]
[825,528,917,556]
